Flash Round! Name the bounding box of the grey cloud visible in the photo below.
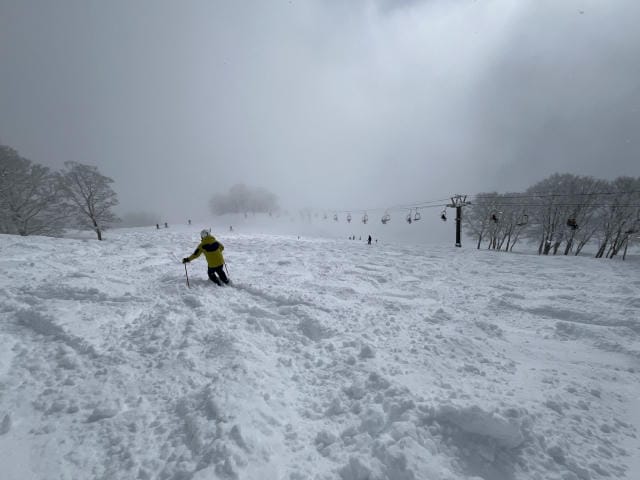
[0,0,638,223]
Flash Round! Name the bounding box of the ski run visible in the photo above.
[0,226,638,480]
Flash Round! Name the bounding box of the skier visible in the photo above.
[182,229,229,286]
[367,235,372,245]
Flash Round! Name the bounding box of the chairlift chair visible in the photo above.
[567,218,578,230]
[362,213,368,224]
[413,210,421,221]
[381,213,391,224]
[333,213,339,222]
[406,211,412,224]
[440,209,447,222]
[347,213,352,223]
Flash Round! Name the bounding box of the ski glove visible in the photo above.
[182,258,189,264]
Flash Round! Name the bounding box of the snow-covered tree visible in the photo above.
[465,193,529,251]
[0,145,67,236]
[524,174,573,255]
[464,192,498,249]
[465,174,638,258]
[594,176,640,259]
[58,161,119,240]
[522,174,607,256]
[490,194,529,252]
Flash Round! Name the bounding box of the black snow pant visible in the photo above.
[207,265,229,286]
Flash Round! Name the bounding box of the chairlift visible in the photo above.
[440,209,447,222]
[362,213,368,224]
[413,209,421,222]
[490,210,501,223]
[567,218,578,230]
[381,212,391,224]
[406,210,412,224]
[333,213,339,222]
[347,213,352,223]
[516,214,528,227]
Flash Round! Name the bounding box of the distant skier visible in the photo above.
[367,235,372,245]
[164,222,168,228]
[182,230,229,286]
[156,224,160,230]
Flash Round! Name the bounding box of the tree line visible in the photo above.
[464,173,640,259]
[0,145,119,240]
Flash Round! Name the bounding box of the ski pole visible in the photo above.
[184,263,190,288]
[224,263,230,279]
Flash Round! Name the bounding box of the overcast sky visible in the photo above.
[1,0,639,222]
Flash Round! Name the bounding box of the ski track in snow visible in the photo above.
[0,228,639,480]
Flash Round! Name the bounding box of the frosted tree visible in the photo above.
[561,176,608,255]
[463,192,498,249]
[58,161,119,240]
[0,145,66,236]
[523,174,605,255]
[465,193,528,251]
[525,175,572,255]
[621,220,639,260]
[491,194,529,252]
[594,176,640,259]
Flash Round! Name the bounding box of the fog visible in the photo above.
[1,0,639,224]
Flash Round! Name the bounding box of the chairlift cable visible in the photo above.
[471,190,640,200]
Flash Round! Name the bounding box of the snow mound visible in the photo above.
[436,405,525,449]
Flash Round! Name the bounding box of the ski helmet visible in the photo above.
[200,229,210,239]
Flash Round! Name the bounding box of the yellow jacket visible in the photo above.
[187,235,225,267]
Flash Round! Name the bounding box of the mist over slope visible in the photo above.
[187,212,460,247]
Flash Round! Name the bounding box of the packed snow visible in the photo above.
[0,224,638,480]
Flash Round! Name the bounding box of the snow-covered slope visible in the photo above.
[0,227,638,480]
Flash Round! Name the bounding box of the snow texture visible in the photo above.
[0,226,638,480]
